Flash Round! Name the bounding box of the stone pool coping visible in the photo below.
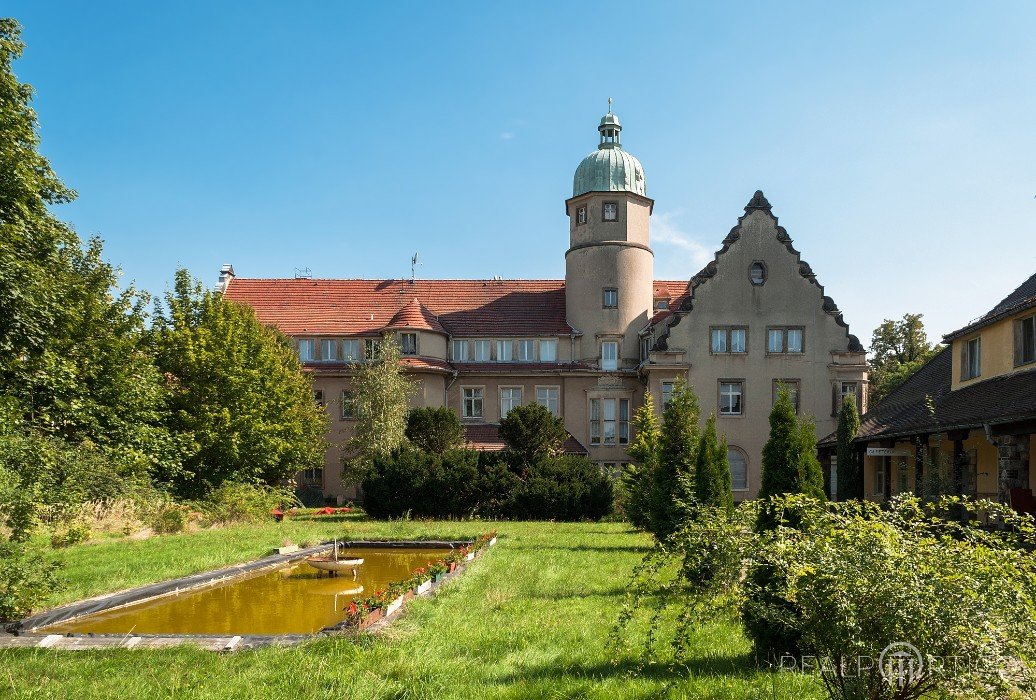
[2,537,491,651]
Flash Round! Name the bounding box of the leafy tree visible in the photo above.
[344,337,415,484]
[694,414,733,513]
[498,403,567,469]
[405,406,462,455]
[151,269,328,498]
[869,313,937,404]
[650,379,699,540]
[620,392,661,530]
[835,394,861,500]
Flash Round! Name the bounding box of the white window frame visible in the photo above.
[710,329,727,353]
[728,447,749,491]
[473,340,491,362]
[536,386,560,416]
[767,327,805,354]
[452,340,469,361]
[719,381,744,416]
[730,327,747,353]
[661,381,675,410]
[297,339,315,362]
[576,206,587,225]
[342,339,361,362]
[962,336,981,380]
[499,386,523,418]
[364,338,381,361]
[603,288,618,309]
[496,340,512,362]
[601,341,619,371]
[589,397,629,445]
[517,339,536,362]
[320,339,337,362]
[539,339,558,362]
[603,202,618,221]
[462,387,484,418]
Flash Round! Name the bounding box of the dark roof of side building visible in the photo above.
[943,271,1036,342]
[819,347,1036,446]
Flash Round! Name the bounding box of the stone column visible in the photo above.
[997,435,1031,504]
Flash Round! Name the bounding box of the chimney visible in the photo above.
[219,264,235,291]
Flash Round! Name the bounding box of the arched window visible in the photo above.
[728,447,748,491]
[749,262,766,286]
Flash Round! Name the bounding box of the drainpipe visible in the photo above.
[444,370,459,408]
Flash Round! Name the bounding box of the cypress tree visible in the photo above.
[835,394,861,500]
[650,379,699,540]
[621,392,661,531]
[693,413,733,513]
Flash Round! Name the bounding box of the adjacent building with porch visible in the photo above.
[820,272,1036,512]
[224,109,868,504]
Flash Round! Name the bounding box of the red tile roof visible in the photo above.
[461,423,589,455]
[225,277,692,337]
[384,298,446,333]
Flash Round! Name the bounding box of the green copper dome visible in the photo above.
[572,109,646,197]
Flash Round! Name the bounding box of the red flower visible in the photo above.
[347,601,358,616]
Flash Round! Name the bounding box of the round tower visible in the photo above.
[565,106,654,369]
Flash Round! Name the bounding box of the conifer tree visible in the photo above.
[835,394,861,500]
[650,379,699,540]
[693,414,733,513]
[621,392,661,530]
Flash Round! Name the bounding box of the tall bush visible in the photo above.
[693,413,733,513]
[499,403,567,469]
[405,406,462,455]
[835,394,861,501]
[620,393,661,530]
[650,379,699,540]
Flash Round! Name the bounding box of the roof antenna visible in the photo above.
[410,252,422,282]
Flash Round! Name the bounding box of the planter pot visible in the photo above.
[385,595,404,617]
[404,590,415,602]
[449,562,457,573]
[434,573,447,584]
[465,552,475,562]
[360,608,382,629]
[488,537,497,547]
[416,579,432,595]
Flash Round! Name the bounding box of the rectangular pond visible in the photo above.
[41,546,452,636]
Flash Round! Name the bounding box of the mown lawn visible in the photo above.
[2,519,822,699]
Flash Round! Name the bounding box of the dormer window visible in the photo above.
[655,299,669,311]
[297,339,314,362]
[603,202,618,221]
[576,206,587,225]
[750,262,767,286]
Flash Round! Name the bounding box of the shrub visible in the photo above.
[49,520,91,548]
[499,404,567,467]
[405,407,462,455]
[196,482,300,525]
[620,393,661,531]
[0,541,61,623]
[506,456,613,521]
[650,379,699,540]
[150,504,189,534]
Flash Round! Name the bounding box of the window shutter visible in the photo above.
[1015,320,1024,367]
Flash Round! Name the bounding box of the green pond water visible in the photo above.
[43,547,452,636]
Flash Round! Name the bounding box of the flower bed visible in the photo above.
[341,531,497,630]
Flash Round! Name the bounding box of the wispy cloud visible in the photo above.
[651,210,714,278]
[499,131,515,141]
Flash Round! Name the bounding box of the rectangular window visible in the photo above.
[462,388,484,418]
[576,206,587,224]
[539,339,558,362]
[962,337,981,380]
[517,339,536,361]
[641,337,651,361]
[536,386,560,416]
[399,332,417,355]
[313,389,325,406]
[342,339,361,361]
[711,329,727,353]
[840,382,859,413]
[655,299,669,310]
[601,341,619,371]
[473,340,491,362]
[767,329,783,353]
[452,340,469,361]
[773,379,801,412]
[729,449,748,491]
[873,463,886,498]
[719,381,744,416]
[364,338,381,361]
[340,390,356,420]
[603,202,618,221]
[603,288,618,308]
[496,340,512,362]
[787,328,803,353]
[297,339,314,362]
[320,339,337,362]
[1018,315,1036,366]
[661,381,675,410]
[301,467,323,483]
[711,326,748,354]
[589,398,629,445]
[500,387,523,417]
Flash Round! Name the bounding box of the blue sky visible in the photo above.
[8,1,1036,345]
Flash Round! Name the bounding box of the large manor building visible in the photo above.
[224,110,869,503]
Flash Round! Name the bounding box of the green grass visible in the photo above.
[2,519,823,699]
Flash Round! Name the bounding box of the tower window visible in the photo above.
[603,202,618,221]
[601,341,619,371]
[602,288,618,308]
[399,332,417,355]
[576,206,587,225]
[750,262,767,285]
